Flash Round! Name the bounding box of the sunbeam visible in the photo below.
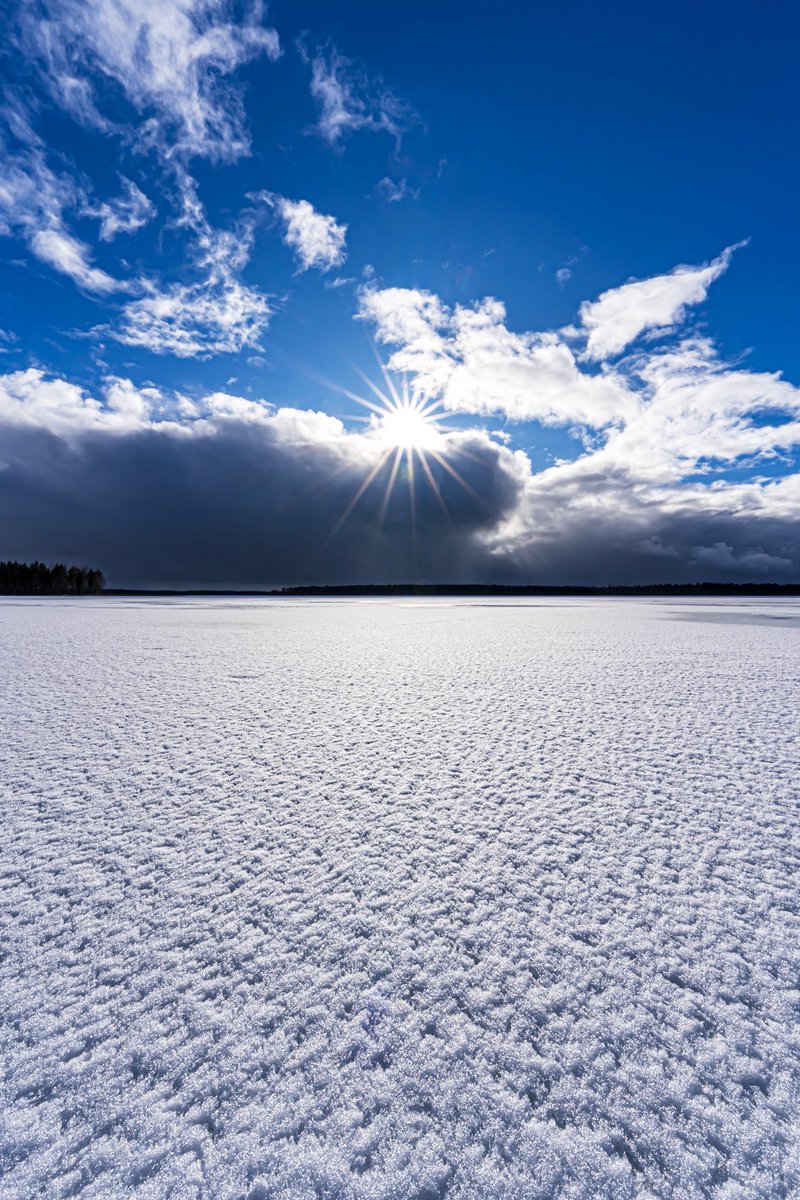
[317,361,486,551]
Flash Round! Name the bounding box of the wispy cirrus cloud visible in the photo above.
[29,227,123,295]
[21,0,281,162]
[300,42,417,147]
[2,2,280,321]
[0,135,124,295]
[109,186,271,357]
[375,177,418,203]
[84,177,155,241]
[111,271,270,358]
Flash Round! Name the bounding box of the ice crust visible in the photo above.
[1,597,799,1199]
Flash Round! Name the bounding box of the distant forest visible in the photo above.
[4,566,800,597]
[106,581,800,596]
[0,561,105,595]
[273,582,800,596]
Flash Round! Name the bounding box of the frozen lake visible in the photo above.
[1,597,799,1199]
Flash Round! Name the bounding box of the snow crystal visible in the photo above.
[1,596,799,1199]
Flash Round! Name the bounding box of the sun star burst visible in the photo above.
[319,359,481,558]
[377,400,441,450]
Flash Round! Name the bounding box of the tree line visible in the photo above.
[0,561,105,595]
[276,582,800,596]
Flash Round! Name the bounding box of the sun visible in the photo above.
[318,357,481,553]
[376,400,441,449]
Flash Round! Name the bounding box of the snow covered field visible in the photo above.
[1,596,799,1200]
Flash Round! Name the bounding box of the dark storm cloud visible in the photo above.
[498,507,800,586]
[2,370,799,587]
[0,416,526,586]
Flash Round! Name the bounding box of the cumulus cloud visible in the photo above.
[85,177,155,241]
[358,287,639,427]
[578,243,744,361]
[260,194,347,272]
[3,240,800,585]
[0,368,166,437]
[468,332,800,583]
[22,0,281,161]
[599,337,800,481]
[357,251,783,450]
[352,255,800,583]
[301,43,416,147]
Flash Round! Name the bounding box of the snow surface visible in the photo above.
[1,596,799,1200]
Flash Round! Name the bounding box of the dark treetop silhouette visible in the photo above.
[3,562,800,596]
[0,561,105,595]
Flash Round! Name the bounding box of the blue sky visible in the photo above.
[1,0,800,585]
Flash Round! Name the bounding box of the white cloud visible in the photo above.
[85,177,155,241]
[579,242,744,361]
[261,195,347,273]
[0,367,401,453]
[0,368,290,436]
[466,327,800,581]
[0,122,268,346]
[301,43,416,147]
[358,287,638,427]
[356,256,800,579]
[113,273,270,358]
[599,337,800,481]
[0,368,159,436]
[25,0,281,161]
[1,4,287,351]
[357,249,791,474]
[30,228,122,295]
[105,176,271,357]
[376,177,418,203]
[0,143,123,294]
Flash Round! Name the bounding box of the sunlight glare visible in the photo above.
[377,403,441,449]
[318,359,482,555]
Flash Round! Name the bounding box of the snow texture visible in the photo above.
[1,597,799,1200]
